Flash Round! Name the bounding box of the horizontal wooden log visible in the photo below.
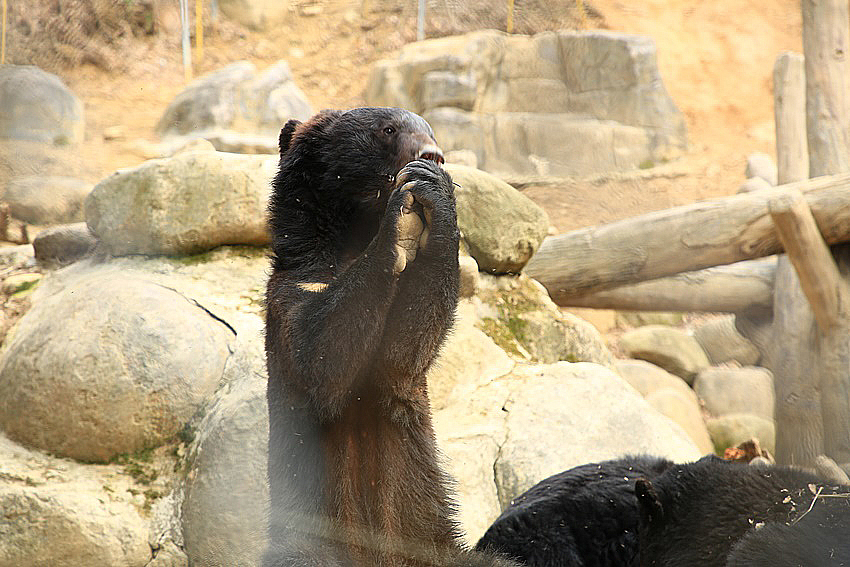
[563,258,775,312]
[525,173,850,303]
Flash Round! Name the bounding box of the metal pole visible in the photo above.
[180,0,192,82]
[576,0,587,29]
[1,0,7,64]
[417,0,425,41]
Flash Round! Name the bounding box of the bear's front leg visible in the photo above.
[374,159,460,409]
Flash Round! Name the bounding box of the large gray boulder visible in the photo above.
[0,65,85,144]
[693,315,761,366]
[218,0,288,30]
[3,176,92,224]
[181,317,269,567]
[32,222,97,268]
[447,164,548,274]
[615,359,714,454]
[0,433,150,567]
[0,267,235,462]
[156,61,312,140]
[435,362,702,541]
[619,325,710,384]
[693,366,775,421]
[428,300,515,412]
[706,413,776,455]
[85,151,276,256]
[367,30,686,177]
[745,152,778,186]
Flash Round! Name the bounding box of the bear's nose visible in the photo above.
[418,144,444,165]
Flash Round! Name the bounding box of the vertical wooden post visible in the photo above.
[773,53,808,185]
[760,48,827,466]
[768,191,847,333]
[801,0,850,465]
[506,0,515,33]
[802,0,850,177]
[417,0,425,41]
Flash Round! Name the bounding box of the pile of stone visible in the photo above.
[0,141,702,566]
[617,315,777,458]
[367,30,687,177]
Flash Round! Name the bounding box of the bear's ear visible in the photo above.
[635,477,664,525]
[279,119,302,156]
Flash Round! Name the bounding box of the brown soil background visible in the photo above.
[2,0,803,329]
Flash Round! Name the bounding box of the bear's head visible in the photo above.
[269,107,445,271]
[275,107,443,211]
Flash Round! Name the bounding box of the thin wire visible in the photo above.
[180,0,192,82]
[1,0,7,64]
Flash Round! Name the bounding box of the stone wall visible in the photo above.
[367,30,687,177]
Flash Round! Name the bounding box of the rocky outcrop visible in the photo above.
[0,265,235,462]
[447,164,548,274]
[615,359,714,454]
[705,413,776,455]
[367,30,686,177]
[619,325,710,384]
[85,151,276,256]
[181,318,269,567]
[155,61,312,143]
[474,273,615,368]
[693,315,761,366]
[745,152,778,186]
[33,222,97,268]
[693,366,775,421]
[3,176,92,225]
[435,361,702,541]
[0,65,85,144]
[218,0,289,31]
[0,433,151,567]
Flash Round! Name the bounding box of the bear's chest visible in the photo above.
[320,398,452,562]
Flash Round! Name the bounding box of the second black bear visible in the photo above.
[476,455,674,566]
[263,107,519,567]
[635,455,850,567]
[725,498,850,567]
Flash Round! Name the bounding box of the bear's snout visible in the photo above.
[417,144,444,166]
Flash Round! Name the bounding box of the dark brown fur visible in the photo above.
[263,108,519,567]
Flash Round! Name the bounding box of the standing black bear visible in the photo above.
[263,107,519,567]
[635,455,850,567]
[476,455,674,566]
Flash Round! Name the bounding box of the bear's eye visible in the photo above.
[383,126,395,136]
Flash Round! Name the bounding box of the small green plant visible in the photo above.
[477,317,523,358]
[176,422,196,445]
[123,461,158,485]
[143,488,163,511]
